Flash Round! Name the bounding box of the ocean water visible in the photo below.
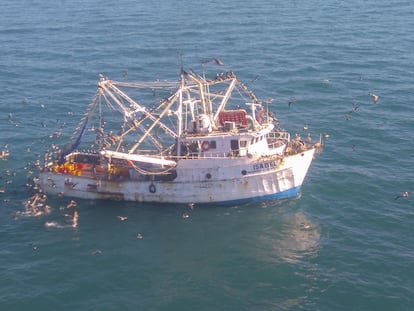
[1,0,413,310]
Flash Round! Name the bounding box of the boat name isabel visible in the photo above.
[252,160,278,171]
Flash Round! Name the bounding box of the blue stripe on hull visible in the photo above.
[212,186,301,206]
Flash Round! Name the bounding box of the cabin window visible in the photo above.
[210,141,216,149]
[230,140,239,150]
[240,140,247,148]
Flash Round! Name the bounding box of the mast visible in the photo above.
[213,77,237,123]
[176,70,186,158]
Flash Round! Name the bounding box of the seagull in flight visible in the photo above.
[211,58,224,66]
[369,93,379,104]
[202,58,224,66]
[288,97,296,107]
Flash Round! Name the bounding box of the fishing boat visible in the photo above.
[38,68,319,204]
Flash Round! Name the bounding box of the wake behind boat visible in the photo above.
[38,69,319,204]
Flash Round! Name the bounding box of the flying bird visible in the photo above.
[288,97,296,107]
[370,93,379,104]
[211,58,224,66]
[351,101,359,112]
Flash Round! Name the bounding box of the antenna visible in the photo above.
[178,51,184,73]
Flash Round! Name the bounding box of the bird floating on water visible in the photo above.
[395,191,412,200]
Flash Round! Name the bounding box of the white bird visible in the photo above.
[395,191,412,200]
[370,93,379,104]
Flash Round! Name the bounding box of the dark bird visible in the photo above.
[395,191,412,200]
[211,58,224,66]
[251,75,259,83]
[288,97,296,107]
[352,101,359,113]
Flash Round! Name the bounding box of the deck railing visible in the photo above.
[267,131,290,149]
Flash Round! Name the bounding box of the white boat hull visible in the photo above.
[38,148,315,205]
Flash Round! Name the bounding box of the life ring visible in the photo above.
[201,141,210,151]
[149,183,156,193]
